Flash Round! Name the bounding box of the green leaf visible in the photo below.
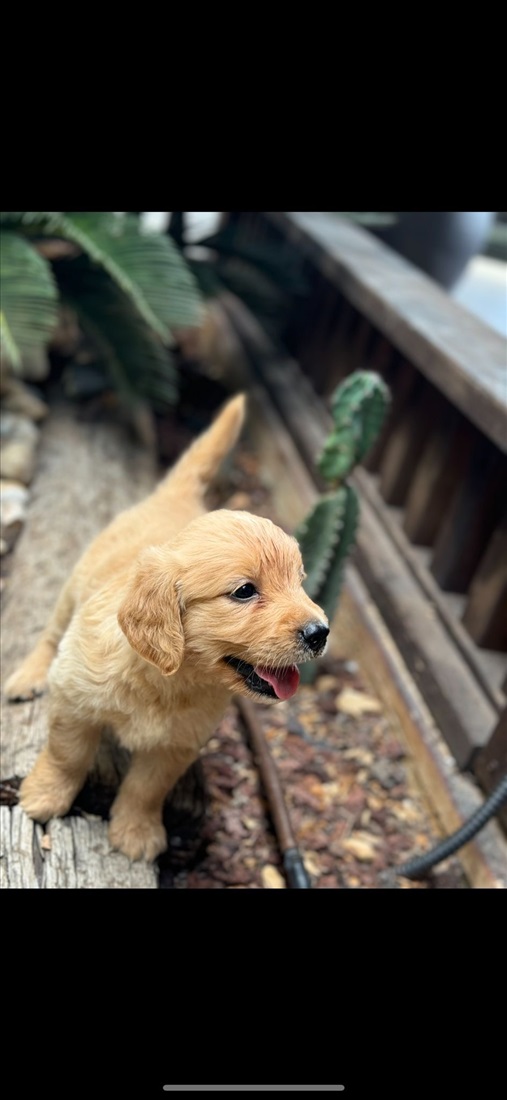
[64,213,202,336]
[319,371,391,482]
[1,212,62,229]
[295,490,348,600]
[2,211,203,339]
[52,254,178,410]
[0,231,58,372]
[298,486,359,685]
[316,485,359,619]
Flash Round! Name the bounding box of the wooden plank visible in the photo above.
[354,468,505,712]
[0,805,157,888]
[403,402,470,545]
[1,406,159,888]
[335,574,507,884]
[245,385,318,531]
[0,805,43,889]
[218,314,499,765]
[246,381,507,886]
[305,305,372,398]
[378,377,440,506]
[473,710,507,832]
[301,282,348,392]
[352,502,497,765]
[296,270,334,375]
[310,295,355,395]
[461,511,507,649]
[362,346,406,472]
[264,212,507,453]
[328,313,373,395]
[283,255,316,357]
[431,437,506,592]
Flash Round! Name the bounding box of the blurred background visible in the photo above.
[144,210,507,335]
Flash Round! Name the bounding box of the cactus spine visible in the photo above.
[295,371,390,679]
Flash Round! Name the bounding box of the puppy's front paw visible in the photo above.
[19,771,75,823]
[4,666,47,702]
[108,815,168,862]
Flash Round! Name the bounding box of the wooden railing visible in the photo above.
[217,211,507,814]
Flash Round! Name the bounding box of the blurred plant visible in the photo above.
[0,212,202,423]
[295,371,390,681]
[168,212,309,344]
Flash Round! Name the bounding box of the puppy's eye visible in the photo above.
[231,583,258,600]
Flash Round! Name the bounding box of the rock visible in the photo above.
[341,835,378,862]
[0,479,30,550]
[1,479,30,514]
[370,760,405,790]
[336,687,383,717]
[343,660,359,675]
[0,413,39,484]
[319,780,344,807]
[303,852,322,877]
[1,377,48,421]
[261,864,286,889]
[316,674,339,693]
[343,747,375,766]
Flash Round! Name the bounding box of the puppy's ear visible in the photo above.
[117,547,184,676]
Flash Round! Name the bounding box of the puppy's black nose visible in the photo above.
[300,621,330,652]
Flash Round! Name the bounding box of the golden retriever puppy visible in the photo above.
[5,395,329,861]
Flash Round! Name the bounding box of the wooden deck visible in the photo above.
[0,407,159,888]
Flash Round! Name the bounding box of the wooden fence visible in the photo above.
[217,212,506,822]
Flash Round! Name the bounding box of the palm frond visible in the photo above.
[63,213,202,336]
[0,230,58,372]
[2,211,203,338]
[1,212,62,228]
[52,255,178,410]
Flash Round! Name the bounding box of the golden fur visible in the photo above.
[5,395,328,861]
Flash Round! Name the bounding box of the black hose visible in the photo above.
[283,847,312,889]
[395,773,507,880]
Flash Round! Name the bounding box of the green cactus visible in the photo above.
[295,371,390,681]
[318,371,391,485]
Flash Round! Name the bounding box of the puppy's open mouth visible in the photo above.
[224,656,300,701]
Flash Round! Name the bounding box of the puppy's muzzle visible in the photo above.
[299,620,330,655]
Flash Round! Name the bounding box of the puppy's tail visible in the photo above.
[159,393,247,497]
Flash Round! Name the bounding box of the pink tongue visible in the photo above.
[254,664,300,700]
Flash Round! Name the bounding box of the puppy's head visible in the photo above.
[118,510,329,702]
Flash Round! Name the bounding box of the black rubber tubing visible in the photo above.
[395,773,507,880]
